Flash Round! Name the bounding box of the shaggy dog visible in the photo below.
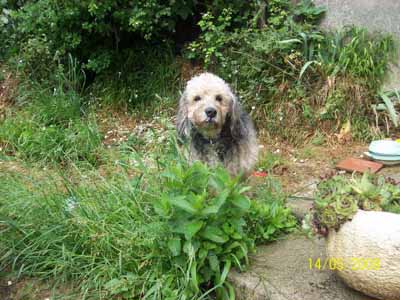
[176,72,258,177]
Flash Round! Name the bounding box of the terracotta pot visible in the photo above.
[326,210,400,300]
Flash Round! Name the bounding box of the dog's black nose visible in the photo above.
[205,107,217,118]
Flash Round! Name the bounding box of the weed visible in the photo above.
[257,151,287,173]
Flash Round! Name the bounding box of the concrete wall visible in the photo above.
[314,0,400,38]
[313,0,400,90]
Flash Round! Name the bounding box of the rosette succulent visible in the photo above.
[303,173,400,237]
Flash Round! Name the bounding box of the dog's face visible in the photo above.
[184,73,234,139]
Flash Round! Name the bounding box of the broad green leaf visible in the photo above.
[379,91,398,127]
[231,194,251,211]
[167,237,181,256]
[225,281,236,300]
[201,226,229,244]
[220,259,231,284]
[190,260,199,291]
[174,220,204,240]
[153,195,170,217]
[299,60,317,80]
[208,254,220,272]
[168,196,197,214]
[238,186,252,194]
[198,247,208,260]
[202,189,229,215]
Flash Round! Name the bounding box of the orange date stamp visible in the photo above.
[308,257,381,271]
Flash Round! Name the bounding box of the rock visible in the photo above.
[326,210,400,300]
[229,234,374,300]
[287,199,313,220]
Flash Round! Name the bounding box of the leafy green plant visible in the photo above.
[187,8,234,66]
[257,151,287,173]
[151,162,253,298]
[313,27,396,86]
[376,90,399,128]
[302,173,400,237]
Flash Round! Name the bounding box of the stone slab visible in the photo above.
[229,235,376,300]
[287,198,313,220]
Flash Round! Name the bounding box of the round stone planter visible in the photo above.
[326,210,400,300]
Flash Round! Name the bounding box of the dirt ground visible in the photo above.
[256,137,368,195]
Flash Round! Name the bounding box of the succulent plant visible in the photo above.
[302,173,400,237]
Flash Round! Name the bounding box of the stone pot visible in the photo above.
[326,210,400,300]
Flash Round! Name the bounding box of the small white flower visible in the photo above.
[7,281,12,286]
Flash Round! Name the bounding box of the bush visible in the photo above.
[1,0,257,76]
[88,45,180,109]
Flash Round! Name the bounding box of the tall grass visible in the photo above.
[88,45,181,114]
[0,58,102,165]
[0,140,295,299]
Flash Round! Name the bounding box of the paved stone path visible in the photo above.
[229,235,375,300]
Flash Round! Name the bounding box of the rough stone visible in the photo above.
[313,0,400,90]
[287,198,313,220]
[378,164,400,182]
[229,235,376,300]
[327,210,400,300]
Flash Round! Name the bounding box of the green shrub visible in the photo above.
[2,0,257,75]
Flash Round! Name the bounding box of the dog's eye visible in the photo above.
[215,95,222,102]
[194,96,201,102]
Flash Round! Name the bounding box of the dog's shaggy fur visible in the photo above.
[176,72,258,177]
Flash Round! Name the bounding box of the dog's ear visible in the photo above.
[176,91,191,141]
[229,93,248,140]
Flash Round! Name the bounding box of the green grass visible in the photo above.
[0,142,295,299]
[0,79,103,166]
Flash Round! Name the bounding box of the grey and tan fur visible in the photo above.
[176,72,258,177]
